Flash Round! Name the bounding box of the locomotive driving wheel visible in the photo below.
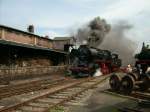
[138,73,150,91]
[121,75,135,95]
[109,74,121,91]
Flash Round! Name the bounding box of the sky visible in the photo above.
[0,0,150,45]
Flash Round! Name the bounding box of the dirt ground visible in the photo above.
[66,79,149,112]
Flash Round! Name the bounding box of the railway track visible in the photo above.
[103,89,150,101]
[0,76,72,99]
[103,90,150,112]
[0,75,109,112]
[118,107,145,112]
[131,92,150,101]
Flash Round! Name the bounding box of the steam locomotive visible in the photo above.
[109,42,150,94]
[69,44,122,77]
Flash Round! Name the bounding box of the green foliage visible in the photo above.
[49,106,65,112]
[64,70,72,77]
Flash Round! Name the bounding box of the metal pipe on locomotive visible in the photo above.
[109,42,150,94]
[68,42,122,77]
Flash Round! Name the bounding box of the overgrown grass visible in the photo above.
[64,70,71,77]
[49,106,65,112]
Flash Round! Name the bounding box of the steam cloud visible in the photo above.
[73,17,137,66]
[99,21,137,65]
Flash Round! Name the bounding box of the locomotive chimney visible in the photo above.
[27,25,34,33]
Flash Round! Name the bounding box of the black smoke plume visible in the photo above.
[73,17,137,66]
[75,17,110,46]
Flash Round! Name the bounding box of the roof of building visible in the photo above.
[53,37,73,41]
[0,39,68,54]
[0,25,52,41]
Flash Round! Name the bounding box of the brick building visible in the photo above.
[0,25,68,67]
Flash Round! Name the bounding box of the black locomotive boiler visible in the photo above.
[69,44,122,77]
